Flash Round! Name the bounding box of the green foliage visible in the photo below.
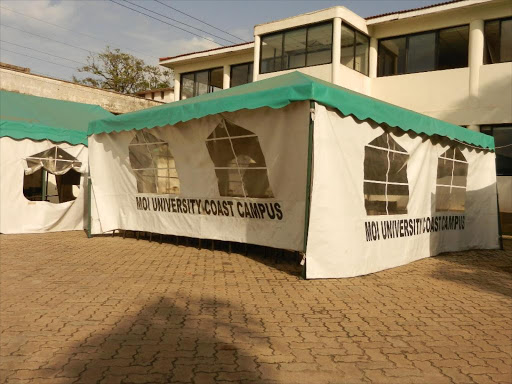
[73,47,173,94]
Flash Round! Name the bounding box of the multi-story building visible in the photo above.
[160,0,511,235]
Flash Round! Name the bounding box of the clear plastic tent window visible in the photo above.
[363,133,409,215]
[435,147,468,212]
[206,119,273,198]
[128,130,180,194]
[25,147,82,176]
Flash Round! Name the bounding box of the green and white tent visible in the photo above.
[0,90,112,234]
[88,72,499,278]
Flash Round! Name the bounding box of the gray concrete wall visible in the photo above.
[0,68,162,114]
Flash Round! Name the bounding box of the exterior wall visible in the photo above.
[141,89,175,103]
[0,69,162,114]
[258,64,332,83]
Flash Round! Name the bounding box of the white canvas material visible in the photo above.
[89,102,310,250]
[0,137,88,234]
[305,104,500,278]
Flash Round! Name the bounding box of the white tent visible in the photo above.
[0,91,112,234]
[87,73,500,278]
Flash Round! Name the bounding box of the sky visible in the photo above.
[0,0,444,82]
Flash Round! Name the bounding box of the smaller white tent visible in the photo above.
[87,72,500,279]
[0,91,112,234]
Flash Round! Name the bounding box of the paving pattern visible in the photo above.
[0,232,511,384]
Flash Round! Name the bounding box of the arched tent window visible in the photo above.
[129,130,180,194]
[206,119,273,198]
[24,147,82,203]
[364,133,409,215]
[436,147,468,212]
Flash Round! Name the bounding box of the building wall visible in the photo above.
[0,69,162,114]
[141,89,175,103]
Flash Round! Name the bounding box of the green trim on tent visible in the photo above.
[1,90,113,146]
[88,72,494,150]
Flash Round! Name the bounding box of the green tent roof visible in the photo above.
[88,72,494,150]
[1,90,113,146]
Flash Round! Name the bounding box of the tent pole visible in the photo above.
[41,169,47,202]
[302,101,315,280]
[87,173,92,238]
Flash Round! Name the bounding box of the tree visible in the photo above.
[73,47,173,94]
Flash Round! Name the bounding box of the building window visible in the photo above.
[378,25,469,76]
[435,148,468,212]
[24,147,82,204]
[160,91,165,99]
[260,21,333,74]
[180,68,223,100]
[363,133,409,215]
[484,18,512,64]
[340,23,369,75]
[206,118,273,198]
[230,62,253,87]
[129,130,180,194]
[481,125,512,176]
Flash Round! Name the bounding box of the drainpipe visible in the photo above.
[174,74,180,101]
[223,64,230,89]
[332,18,342,84]
[469,20,484,100]
[253,35,261,82]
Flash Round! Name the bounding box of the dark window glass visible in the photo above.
[407,32,436,73]
[438,26,469,70]
[283,28,307,69]
[230,63,253,87]
[340,25,355,69]
[481,125,512,176]
[307,22,333,66]
[260,21,332,74]
[180,68,223,100]
[485,18,512,64]
[355,31,369,75]
[378,37,406,76]
[340,24,369,75]
[261,34,283,74]
[378,25,470,76]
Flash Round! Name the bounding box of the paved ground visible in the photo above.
[0,232,511,384]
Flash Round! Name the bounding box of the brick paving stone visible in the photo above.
[0,232,511,383]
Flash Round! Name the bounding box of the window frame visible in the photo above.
[484,17,512,64]
[377,24,470,77]
[229,62,253,88]
[340,22,370,76]
[435,148,468,213]
[179,67,223,100]
[259,20,334,74]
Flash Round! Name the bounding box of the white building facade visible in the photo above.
[160,0,511,235]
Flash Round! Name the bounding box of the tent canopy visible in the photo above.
[88,72,494,150]
[0,90,113,146]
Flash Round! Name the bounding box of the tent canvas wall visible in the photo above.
[88,72,499,279]
[0,90,112,234]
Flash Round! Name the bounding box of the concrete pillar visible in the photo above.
[253,35,261,82]
[467,124,480,132]
[369,37,378,78]
[223,64,230,89]
[469,20,484,99]
[332,17,342,84]
[174,74,180,101]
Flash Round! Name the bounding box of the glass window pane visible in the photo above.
[355,31,369,75]
[364,182,387,215]
[283,28,307,69]
[407,32,436,73]
[501,19,512,62]
[261,34,283,73]
[438,26,469,70]
[364,146,388,182]
[493,125,512,175]
[206,139,236,167]
[195,71,209,96]
[340,25,354,69]
[180,73,194,100]
[306,22,332,66]
[209,68,223,92]
[378,37,406,76]
[231,137,267,168]
[387,184,409,215]
[484,20,500,64]
[231,63,251,87]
